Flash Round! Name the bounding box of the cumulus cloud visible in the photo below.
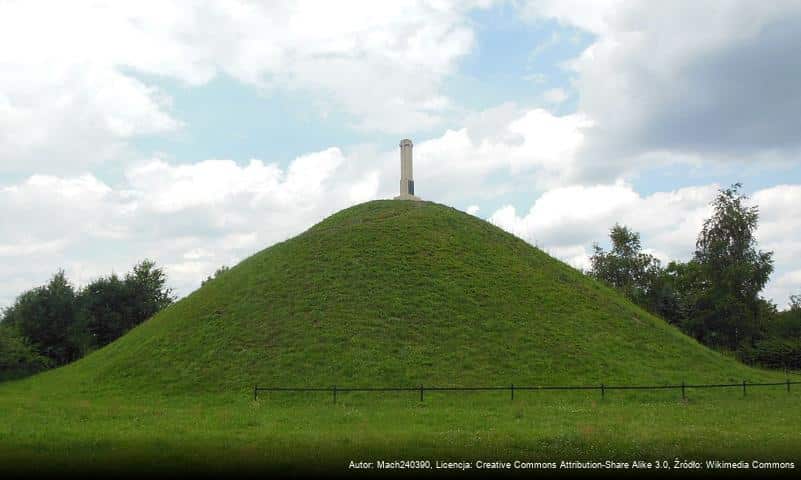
[752,184,801,304]
[0,1,487,175]
[522,0,801,179]
[488,182,801,306]
[772,270,801,310]
[405,106,593,204]
[542,87,568,104]
[521,0,624,35]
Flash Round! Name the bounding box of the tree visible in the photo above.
[590,224,663,308]
[2,271,81,365]
[790,294,801,312]
[0,322,50,379]
[645,260,700,327]
[124,259,175,325]
[79,273,128,348]
[79,260,175,350]
[691,183,774,349]
[654,260,707,335]
[1,260,175,377]
[766,294,801,341]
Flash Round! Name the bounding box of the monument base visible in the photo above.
[394,193,421,201]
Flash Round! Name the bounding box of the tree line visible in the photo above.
[0,260,174,379]
[589,183,801,369]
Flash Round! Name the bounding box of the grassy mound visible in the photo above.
[3,200,781,397]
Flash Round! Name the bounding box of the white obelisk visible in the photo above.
[394,138,420,200]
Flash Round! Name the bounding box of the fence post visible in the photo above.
[511,384,515,401]
[420,384,424,402]
[333,385,337,404]
[788,378,791,393]
[742,380,746,397]
[254,385,258,401]
[600,383,605,399]
[681,381,686,401]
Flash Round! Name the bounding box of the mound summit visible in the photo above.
[16,200,773,396]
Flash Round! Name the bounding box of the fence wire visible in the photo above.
[253,380,801,402]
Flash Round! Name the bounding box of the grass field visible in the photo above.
[1,388,800,475]
[1,200,799,475]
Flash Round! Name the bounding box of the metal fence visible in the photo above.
[254,379,801,403]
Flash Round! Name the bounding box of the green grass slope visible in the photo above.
[4,200,783,397]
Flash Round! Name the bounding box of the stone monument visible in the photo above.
[394,138,421,200]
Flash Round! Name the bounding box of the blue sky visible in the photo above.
[1,1,800,308]
[133,73,361,170]
[454,5,588,112]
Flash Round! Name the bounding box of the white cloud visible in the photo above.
[396,106,593,205]
[543,87,568,104]
[752,184,801,304]
[520,0,624,36]
[771,270,801,310]
[0,1,487,175]
[521,0,801,178]
[124,147,346,214]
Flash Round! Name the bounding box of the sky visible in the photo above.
[1,0,800,310]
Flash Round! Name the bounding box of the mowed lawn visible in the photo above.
[1,388,800,475]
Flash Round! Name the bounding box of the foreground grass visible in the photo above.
[1,388,800,475]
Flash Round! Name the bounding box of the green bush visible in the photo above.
[740,338,801,370]
[0,324,50,380]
